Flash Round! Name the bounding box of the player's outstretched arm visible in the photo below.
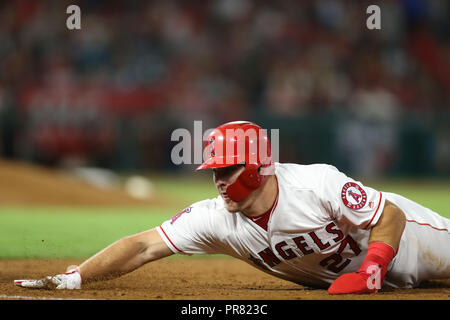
[328,200,406,294]
[14,228,174,289]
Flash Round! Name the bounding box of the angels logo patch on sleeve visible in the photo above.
[341,182,367,210]
[170,206,192,224]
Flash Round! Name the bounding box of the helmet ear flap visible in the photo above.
[238,166,262,190]
[225,165,264,202]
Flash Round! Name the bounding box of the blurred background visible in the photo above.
[0,0,449,179]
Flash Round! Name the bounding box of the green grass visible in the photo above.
[0,207,174,259]
[0,177,449,259]
[146,173,218,205]
[369,180,450,216]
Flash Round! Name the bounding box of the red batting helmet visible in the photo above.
[196,121,274,202]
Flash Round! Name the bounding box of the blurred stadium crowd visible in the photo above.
[0,0,448,177]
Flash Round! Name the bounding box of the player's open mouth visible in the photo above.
[221,192,230,201]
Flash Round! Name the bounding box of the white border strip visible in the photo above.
[0,294,96,300]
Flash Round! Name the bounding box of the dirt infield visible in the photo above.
[0,159,166,206]
[1,258,449,300]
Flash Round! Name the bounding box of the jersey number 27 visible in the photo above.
[319,235,361,273]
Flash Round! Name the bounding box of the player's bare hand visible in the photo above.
[14,268,82,290]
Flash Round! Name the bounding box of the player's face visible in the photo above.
[213,164,245,212]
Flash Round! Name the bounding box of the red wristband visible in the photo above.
[357,242,395,279]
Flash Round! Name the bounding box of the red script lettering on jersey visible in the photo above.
[249,222,361,273]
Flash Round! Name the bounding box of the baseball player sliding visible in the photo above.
[15,121,450,294]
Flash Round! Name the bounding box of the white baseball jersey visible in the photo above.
[157,163,450,288]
